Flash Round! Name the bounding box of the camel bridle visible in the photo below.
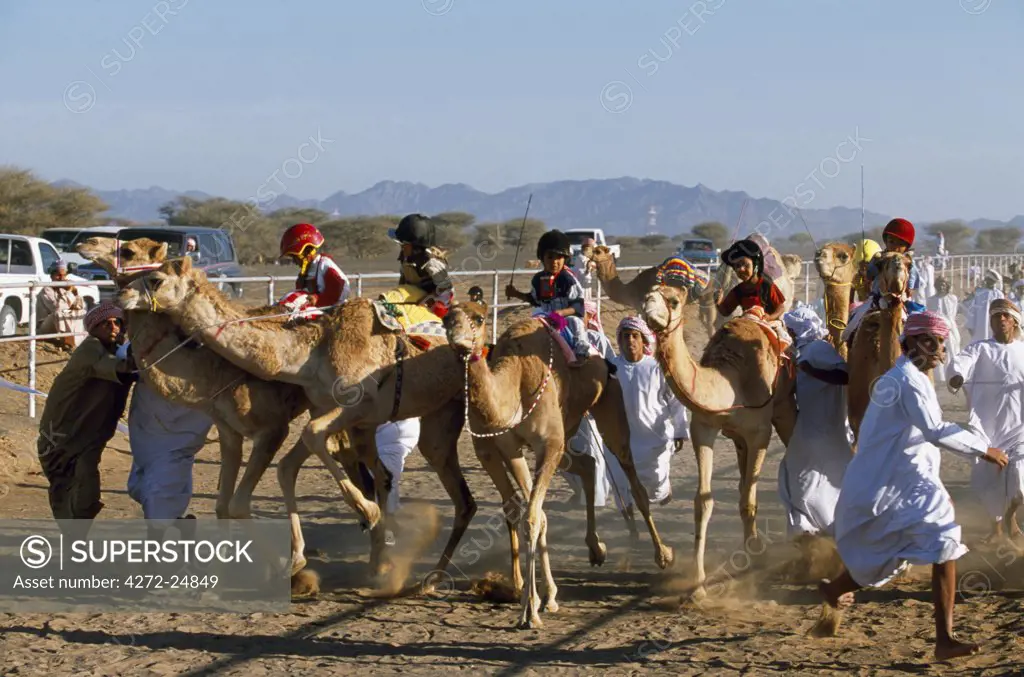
[458,313,556,439]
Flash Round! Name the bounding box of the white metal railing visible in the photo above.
[1,253,1020,417]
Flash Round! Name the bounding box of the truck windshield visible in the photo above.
[565,231,597,246]
[41,230,84,252]
[117,230,184,257]
[683,241,713,252]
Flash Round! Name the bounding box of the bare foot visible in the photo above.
[934,637,980,660]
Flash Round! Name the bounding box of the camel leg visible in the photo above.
[771,392,798,448]
[590,380,673,569]
[301,409,380,529]
[537,508,558,612]
[417,401,476,580]
[690,421,718,600]
[228,424,289,519]
[214,424,243,520]
[473,442,524,597]
[518,434,564,630]
[277,438,312,575]
[560,422,606,567]
[740,431,771,554]
[348,426,388,579]
[507,453,534,613]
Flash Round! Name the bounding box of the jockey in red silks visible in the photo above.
[277,223,351,318]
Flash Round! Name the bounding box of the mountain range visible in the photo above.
[56,178,1024,241]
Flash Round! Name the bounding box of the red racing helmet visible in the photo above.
[883,218,915,247]
[280,223,324,258]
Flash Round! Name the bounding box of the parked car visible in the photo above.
[0,234,101,337]
[41,225,124,270]
[675,238,720,267]
[564,228,621,260]
[75,225,246,299]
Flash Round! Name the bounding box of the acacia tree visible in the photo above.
[0,167,108,234]
[691,221,730,249]
[638,233,669,250]
[926,220,974,253]
[975,226,1022,253]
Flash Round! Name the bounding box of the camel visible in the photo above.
[813,242,857,359]
[114,255,619,589]
[443,301,673,628]
[641,283,797,599]
[590,243,801,333]
[846,252,912,445]
[76,236,310,523]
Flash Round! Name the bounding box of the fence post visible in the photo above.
[28,282,37,418]
[491,271,499,343]
[804,262,811,305]
[596,278,603,320]
[266,276,275,306]
[356,275,363,298]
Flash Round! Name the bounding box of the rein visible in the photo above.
[462,320,556,439]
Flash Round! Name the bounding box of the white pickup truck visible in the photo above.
[564,228,621,260]
[0,234,101,336]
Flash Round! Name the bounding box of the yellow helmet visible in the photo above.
[854,238,881,265]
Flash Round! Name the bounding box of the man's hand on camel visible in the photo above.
[984,447,1009,469]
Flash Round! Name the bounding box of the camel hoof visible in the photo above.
[360,502,382,531]
[544,598,559,613]
[517,614,543,630]
[290,569,321,598]
[588,541,607,567]
[655,545,675,570]
[687,584,708,605]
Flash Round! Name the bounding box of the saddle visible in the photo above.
[371,300,446,351]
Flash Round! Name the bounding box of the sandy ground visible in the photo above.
[2,300,1024,676]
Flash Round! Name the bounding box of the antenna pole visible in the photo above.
[860,165,866,240]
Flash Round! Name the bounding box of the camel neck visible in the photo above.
[170,285,314,383]
[656,323,737,414]
[464,353,525,430]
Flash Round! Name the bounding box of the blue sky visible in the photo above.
[1,0,1021,222]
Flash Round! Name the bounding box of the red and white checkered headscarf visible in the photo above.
[84,301,124,333]
[617,316,656,356]
[584,300,601,332]
[900,311,950,340]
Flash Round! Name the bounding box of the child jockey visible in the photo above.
[381,213,455,327]
[277,223,350,319]
[505,229,591,366]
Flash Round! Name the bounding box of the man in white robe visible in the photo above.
[37,260,86,351]
[372,418,420,546]
[965,270,1004,342]
[605,316,688,507]
[813,311,1008,660]
[778,306,852,538]
[949,299,1024,541]
[926,277,960,384]
[562,300,615,508]
[127,377,214,539]
[912,256,936,306]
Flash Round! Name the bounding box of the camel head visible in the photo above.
[590,245,617,282]
[874,251,911,300]
[642,284,686,335]
[814,242,856,284]
[442,301,489,358]
[116,255,198,314]
[76,236,169,279]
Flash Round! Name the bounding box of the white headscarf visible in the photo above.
[783,304,828,349]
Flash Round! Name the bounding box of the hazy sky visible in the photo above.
[1,0,1021,222]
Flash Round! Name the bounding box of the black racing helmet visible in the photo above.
[536,229,572,260]
[721,238,765,278]
[389,213,436,248]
